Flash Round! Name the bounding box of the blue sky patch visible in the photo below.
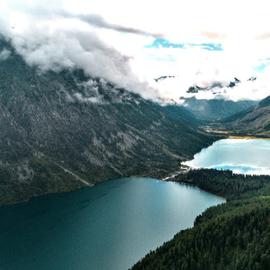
[255,62,270,73]
[145,38,223,51]
[145,38,185,49]
[190,43,223,51]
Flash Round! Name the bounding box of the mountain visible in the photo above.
[0,39,214,205]
[182,97,257,121]
[162,104,200,125]
[187,77,241,94]
[226,96,270,134]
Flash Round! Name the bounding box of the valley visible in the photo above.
[0,25,270,270]
[0,38,215,206]
[131,104,270,269]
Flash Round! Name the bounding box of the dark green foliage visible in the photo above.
[174,169,270,200]
[133,197,270,270]
[132,170,270,270]
[0,157,84,205]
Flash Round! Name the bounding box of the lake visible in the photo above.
[185,138,270,175]
[0,177,224,270]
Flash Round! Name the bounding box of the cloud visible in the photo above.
[0,1,162,101]
[0,0,270,103]
[11,29,160,100]
[255,33,270,40]
[0,48,11,61]
[64,13,162,38]
[201,32,226,40]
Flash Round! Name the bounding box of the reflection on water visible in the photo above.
[0,177,224,270]
[185,139,270,175]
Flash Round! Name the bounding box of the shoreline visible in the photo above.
[204,128,270,139]
[228,135,270,140]
[0,134,221,207]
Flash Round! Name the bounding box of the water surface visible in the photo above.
[0,177,224,270]
[185,138,270,175]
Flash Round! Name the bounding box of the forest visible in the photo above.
[132,169,270,270]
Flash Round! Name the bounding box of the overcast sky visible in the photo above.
[1,0,270,102]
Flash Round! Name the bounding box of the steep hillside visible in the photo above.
[0,39,213,205]
[226,96,270,135]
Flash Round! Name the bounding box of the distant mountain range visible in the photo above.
[0,36,267,205]
[187,77,242,94]
[154,76,258,121]
[0,39,214,205]
[182,97,257,121]
[225,95,270,135]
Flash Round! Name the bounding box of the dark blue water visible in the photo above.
[185,138,270,175]
[0,177,224,270]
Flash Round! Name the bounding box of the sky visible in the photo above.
[0,0,270,102]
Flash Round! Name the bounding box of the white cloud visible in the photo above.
[0,0,161,101]
[0,48,11,61]
[0,0,270,102]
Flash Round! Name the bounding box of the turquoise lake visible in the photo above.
[0,177,224,270]
[185,138,270,175]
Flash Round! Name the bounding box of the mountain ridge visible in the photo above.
[182,97,257,121]
[225,95,270,135]
[0,38,214,205]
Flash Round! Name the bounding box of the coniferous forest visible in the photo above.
[132,169,270,270]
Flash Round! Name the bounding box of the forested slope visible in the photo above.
[132,170,270,270]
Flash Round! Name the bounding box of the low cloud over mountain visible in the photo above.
[1,0,270,103]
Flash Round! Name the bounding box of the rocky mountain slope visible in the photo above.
[225,96,270,134]
[0,39,214,205]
